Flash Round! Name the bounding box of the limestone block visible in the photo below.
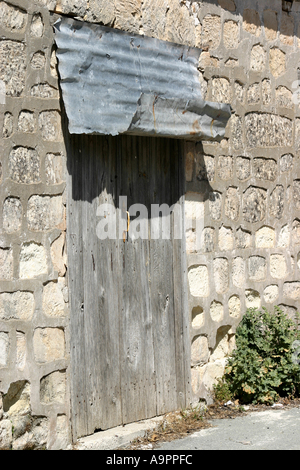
[236,228,251,249]
[16,331,26,371]
[201,360,227,392]
[3,197,22,233]
[217,156,233,181]
[269,48,286,78]
[4,381,31,418]
[219,226,234,251]
[270,185,284,219]
[45,153,64,185]
[30,13,44,37]
[250,45,266,72]
[141,0,168,40]
[210,300,224,322]
[9,147,40,184]
[234,81,244,104]
[3,112,13,138]
[210,327,231,362]
[248,256,267,281]
[201,227,215,253]
[185,195,204,221]
[199,52,219,70]
[27,195,63,232]
[31,83,58,99]
[255,226,275,248]
[188,265,209,297]
[84,0,115,26]
[264,285,279,303]
[202,15,221,50]
[253,158,277,181]
[270,254,287,279]
[263,10,278,41]
[283,282,300,300]
[18,111,35,133]
[223,20,239,49]
[246,113,292,147]
[114,0,142,35]
[196,155,215,182]
[12,417,49,451]
[247,83,260,105]
[280,12,294,46]
[292,219,300,245]
[225,187,240,221]
[39,111,62,142]
[40,371,66,405]
[0,40,26,97]
[0,291,35,321]
[0,420,12,450]
[51,234,67,276]
[211,78,231,104]
[231,115,243,150]
[243,187,267,223]
[245,289,261,309]
[243,9,261,36]
[236,157,250,181]
[232,257,245,288]
[19,242,48,279]
[55,415,69,450]
[0,332,9,367]
[293,180,300,210]
[262,79,272,105]
[280,154,293,173]
[278,225,290,247]
[218,0,236,11]
[164,2,196,47]
[0,1,27,31]
[31,51,46,69]
[42,281,66,318]
[276,86,293,108]
[50,49,58,78]
[191,336,210,366]
[0,248,13,280]
[209,192,222,221]
[192,306,204,329]
[228,295,241,318]
[33,328,65,363]
[213,258,229,294]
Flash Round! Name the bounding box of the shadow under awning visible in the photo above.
[54,17,231,141]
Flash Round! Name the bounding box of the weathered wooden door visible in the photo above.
[66,134,190,440]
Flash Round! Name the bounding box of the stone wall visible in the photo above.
[0,0,69,450]
[1,0,300,449]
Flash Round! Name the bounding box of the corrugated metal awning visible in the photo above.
[54,17,231,140]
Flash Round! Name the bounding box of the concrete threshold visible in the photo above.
[70,416,164,450]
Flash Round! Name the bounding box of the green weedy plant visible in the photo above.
[223,307,300,404]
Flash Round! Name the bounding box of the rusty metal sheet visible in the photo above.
[54,17,231,140]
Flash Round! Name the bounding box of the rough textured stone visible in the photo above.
[243,186,267,223]
[231,115,243,150]
[232,257,245,288]
[263,10,278,41]
[276,86,293,108]
[55,415,69,450]
[27,195,63,232]
[278,225,290,247]
[243,9,261,36]
[236,157,250,181]
[246,114,292,148]
[253,158,277,182]
[228,295,241,318]
[0,291,34,321]
[19,243,48,279]
[141,0,168,40]
[270,185,284,219]
[191,336,210,366]
[0,248,13,280]
[199,52,219,70]
[30,13,44,37]
[248,256,267,281]
[292,219,300,245]
[164,2,197,47]
[39,111,62,141]
[213,258,229,294]
[42,281,65,318]
[283,282,300,300]
[236,227,251,249]
[51,234,67,276]
[270,254,288,279]
[0,332,9,367]
[224,187,240,221]
[209,192,222,221]
[12,417,49,451]
[247,83,260,105]
[255,226,275,248]
[16,331,26,371]
[280,12,294,46]
[223,20,239,49]
[0,2,27,31]
[9,147,40,184]
[218,156,233,181]
[219,226,234,251]
[40,371,66,405]
[196,155,215,182]
[280,154,294,173]
[250,45,266,72]
[31,83,58,99]
[3,197,22,233]
[31,51,46,69]
[188,265,209,297]
[0,420,12,450]
[18,111,35,133]
[269,48,286,77]
[201,228,215,253]
[45,153,64,185]
[3,381,31,418]
[264,285,279,303]
[210,301,224,322]
[3,112,13,138]
[202,15,221,50]
[234,81,244,104]
[262,79,272,105]
[245,289,261,309]
[33,328,65,363]
[211,78,231,104]
[192,306,204,329]
[0,40,26,96]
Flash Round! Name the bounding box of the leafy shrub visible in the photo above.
[223,307,300,404]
